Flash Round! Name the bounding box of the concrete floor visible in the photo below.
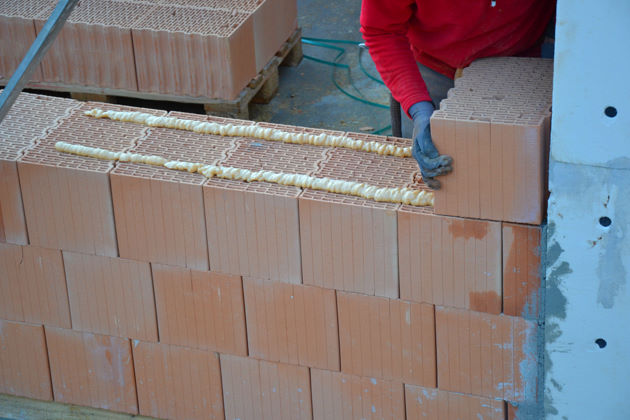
[250,0,392,134]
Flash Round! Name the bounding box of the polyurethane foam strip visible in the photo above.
[55,141,433,207]
[84,108,413,158]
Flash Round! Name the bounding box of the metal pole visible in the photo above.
[0,0,79,124]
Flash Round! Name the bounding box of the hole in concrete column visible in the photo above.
[604,106,617,118]
[595,338,607,348]
[599,216,612,227]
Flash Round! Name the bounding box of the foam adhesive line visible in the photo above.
[55,141,434,207]
[84,108,413,158]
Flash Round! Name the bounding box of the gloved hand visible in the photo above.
[409,101,453,190]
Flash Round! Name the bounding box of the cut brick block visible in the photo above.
[0,160,27,245]
[398,209,502,314]
[45,327,137,414]
[0,92,80,245]
[405,385,504,420]
[503,223,542,319]
[431,58,553,225]
[0,1,54,81]
[0,243,70,328]
[0,320,52,401]
[18,103,166,256]
[35,0,142,90]
[435,307,538,402]
[220,354,312,420]
[63,251,157,341]
[152,264,247,355]
[204,123,331,283]
[311,369,405,420]
[300,134,420,298]
[243,277,339,370]
[132,5,257,99]
[133,341,224,420]
[337,292,436,387]
[111,112,241,270]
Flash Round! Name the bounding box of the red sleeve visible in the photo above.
[360,0,432,116]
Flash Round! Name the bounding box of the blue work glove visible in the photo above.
[409,101,453,190]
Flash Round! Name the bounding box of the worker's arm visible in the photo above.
[361,0,452,189]
[360,0,431,116]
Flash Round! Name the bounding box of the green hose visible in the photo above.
[300,37,391,135]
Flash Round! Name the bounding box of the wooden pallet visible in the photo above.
[0,394,157,420]
[0,28,303,120]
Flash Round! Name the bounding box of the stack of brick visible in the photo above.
[0,57,550,419]
[0,0,297,100]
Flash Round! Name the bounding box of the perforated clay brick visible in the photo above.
[0,93,79,244]
[435,306,538,402]
[0,92,80,161]
[300,133,420,298]
[204,122,332,282]
[0,320,52,401]
[311,369,405,420]
[337,292,436,386]
[45,327,138,414]
[132,5,257,98]
[243,277,340,370]
[221,354,312,420]
[62,251,158,341]
[18,103,166,256]
[133,340,224,420]
[431,57,553,224]
[0,243,71,328]
[405,385,505,420]
[111,111,242,269]
[152,263,247,355]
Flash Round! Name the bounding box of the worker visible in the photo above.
[361,1,556,189]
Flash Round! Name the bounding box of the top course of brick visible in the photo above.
[431,57,553,224]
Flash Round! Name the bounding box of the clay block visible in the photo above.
[220,354,312,420]
[311,369,405,420]
[123,0,296,72]
[337,292,436,387]
[35,0,142,90]
[398,208,502,314]
[0,243,70,328]
[132,5,257,99]
[133,341,224,420]
[435,306,538,402]
[0,92,80,245]
[45,327,137,414]
[0,1,55,81]
[204,123,330,283]
[251,0,297,71]
[63,251,158,341]
[431,58,553,225]
[18,103,166,256]
[111,112,240,270]
[152,264,247,355]
[405,385,504,420]
[300,134,418,298]
[243,277,339,370]
[0,320,52,401]
[503,223,542,319]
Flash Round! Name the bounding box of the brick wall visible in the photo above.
[0,57,549,419]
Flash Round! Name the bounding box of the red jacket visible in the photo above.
[361,1,555,114]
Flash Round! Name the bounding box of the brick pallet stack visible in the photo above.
[0,0,297,100]
[0,57,551,420]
